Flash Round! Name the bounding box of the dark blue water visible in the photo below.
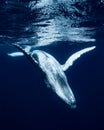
[0,0,104,130]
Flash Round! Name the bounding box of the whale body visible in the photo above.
[8,45,96,108]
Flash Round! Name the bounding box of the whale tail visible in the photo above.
[62,46,96,71]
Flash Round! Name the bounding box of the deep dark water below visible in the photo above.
[0,43,104,130]
[0,0,104,130]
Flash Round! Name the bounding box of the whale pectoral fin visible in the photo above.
[9,44,39,66]
[8,52,24,57]
[8,44,31,57]
[62,46,96,71]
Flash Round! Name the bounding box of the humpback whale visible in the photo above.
[8,45,96,108]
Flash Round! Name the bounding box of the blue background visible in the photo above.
[0,0,104,130]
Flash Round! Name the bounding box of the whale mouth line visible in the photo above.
[8,45,96,108]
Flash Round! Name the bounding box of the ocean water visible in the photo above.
[0,0,104,130]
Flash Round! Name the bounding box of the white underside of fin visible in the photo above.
[62,46,96,71]
[8,45,31,57]
[8,52,24,57]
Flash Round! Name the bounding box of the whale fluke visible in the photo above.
[8,45,96,108]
